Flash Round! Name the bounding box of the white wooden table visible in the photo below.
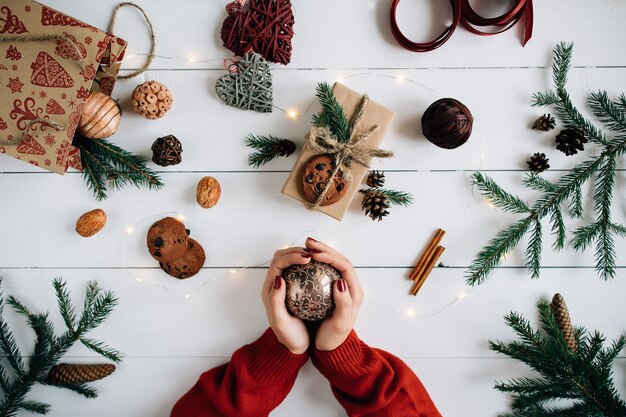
[1,1,625,416]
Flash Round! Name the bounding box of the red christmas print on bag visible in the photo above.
[0,64,7,70]
[28,159,39,166]
[5,44,21,60]
[17,135,45,155]
[0,118,7,130]
[76,86,89,100]
[46,98,65,115]
[44,133,56,146]
[10,97,45,130]
[66,103,84,140]
[95,35,112,62]
[41,6,90,28]
[6,76,23,94]
[44,158,51,166]
[96,76,115,95]
[66,144,81,170]
[0,6,28,34]
[80,63,95,82]
[55,140,73,166]
[55,32,87,61]
[30,52,74,88]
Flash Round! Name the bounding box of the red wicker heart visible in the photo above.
[221,0,295,65]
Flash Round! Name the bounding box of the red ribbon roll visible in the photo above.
[389,0,533,52]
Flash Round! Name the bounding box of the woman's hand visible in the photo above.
[261,247,312,354]
[305,238,364,351]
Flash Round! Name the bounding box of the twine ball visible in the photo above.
[151,135,182,166]
[282,260,341,321]
[78,92,121,139]
[421,98,473,149]
[132,81,173,120]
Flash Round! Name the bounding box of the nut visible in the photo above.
[196,176,221,208]
[75,209,107,237]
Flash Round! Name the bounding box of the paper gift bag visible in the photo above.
[0,0,127,174]
[282,83,396,221]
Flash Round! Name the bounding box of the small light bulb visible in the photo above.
[184,294,190,299]
[287,110,299,119]
[230,270,237,274]
[187,55,198,64]
[126,226,134,234]
[177,214,185,222]
[404,308,417,318]
[458,292,467,300]
[136,278,143,282]
[336,77,344,83]
[396,75,405,83]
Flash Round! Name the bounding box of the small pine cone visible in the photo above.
[361,191,390,222]
[532,114,556,131]
[48,363,116,384]
[275,139,296,157]
[551,294,578,353]
[366,170,385,188]
[527,152,550,173]
[556,128,587,156]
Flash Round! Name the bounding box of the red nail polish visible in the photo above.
[337,279,346,292]
[301,253,311,258]
[274,276,282,289]
[304,248,321,254]
[307,237,317,242]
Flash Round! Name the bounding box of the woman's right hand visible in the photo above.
[305,238,364,351]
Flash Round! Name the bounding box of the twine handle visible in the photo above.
[0,118,63,146]
[0,34,86,70]
[108,2,155,79]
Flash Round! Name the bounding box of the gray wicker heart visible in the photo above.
[215,53,273,113]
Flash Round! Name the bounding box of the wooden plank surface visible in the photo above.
[0,0,625,416]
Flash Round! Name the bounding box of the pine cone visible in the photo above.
[361,191,390,222]
[48,363,116,384]
[551,294,578,353]
[527,153,550,173]
[556,128,587,156]
[366,170,385,188]
[532,114,556,131]
[275,139,296,157]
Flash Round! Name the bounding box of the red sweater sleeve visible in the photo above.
[171,328,308,417]
[312,331,442,417]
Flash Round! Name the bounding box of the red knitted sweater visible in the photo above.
[171,329,442,417]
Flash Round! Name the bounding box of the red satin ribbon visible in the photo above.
[389,0,533,52]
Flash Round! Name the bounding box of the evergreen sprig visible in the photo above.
[73,133,163,201]
[312,82,351,142]
[490,298,626,417]
[245,134,296,168]
[360,187,413,207]
[466,42,626,285]
[0,277,122,416]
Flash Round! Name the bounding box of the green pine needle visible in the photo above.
[491,298,626,416]
[361,187,414,207]
[245,134,295,168]
[467,43,626,285]
[0,278,122,416]
[312,82,351,142]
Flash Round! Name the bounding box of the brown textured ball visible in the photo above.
[146,217,189,262]
[151,135,183,166]
[421,98,473,149]
[301,154,349,206]
[132,80,173,120]
[160,238,206,279]
[283,260,341,321]
[78,92,121,139]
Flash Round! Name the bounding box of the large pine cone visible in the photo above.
[48,363,116,384]
[551,294,578,353]
[555,128,587,156]
[361,191,390,222]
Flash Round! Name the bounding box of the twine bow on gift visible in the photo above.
[304,94,393,209]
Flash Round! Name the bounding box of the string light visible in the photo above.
[395,75,406,83]
[287,109,299,119]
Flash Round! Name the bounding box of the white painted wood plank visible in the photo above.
[2,268,624,358]
[1,67,625,173]
[0,171,624,268]
[38,0,626,69]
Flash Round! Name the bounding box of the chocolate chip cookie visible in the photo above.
[160,238,206,279]
[147,217,189,262]
[301,154,349,206]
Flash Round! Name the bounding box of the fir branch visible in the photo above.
[548,208,566,251]
[245,134,295,168]
[522,173,556,193]
[40,379,98,399]
[77,144,110,201]
[592,156,617,279]
[588,91,626,133]
[80,338,123,363]
[360,187,413,207]
[53,278,76,331]
[312,82,351,142]
[472,172,529,214]
[525,219,543,279]
[19,400,49,414]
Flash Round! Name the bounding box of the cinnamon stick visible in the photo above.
[409,229,445,280]
[410,245,445,296]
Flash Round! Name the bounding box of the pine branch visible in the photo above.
[588,91,626,132]
[40,379,98,399]
[592,156,617,279]
[19,400,49,414]
[79,338,123,363]
[472,172,529,214]
[244,134,295,168]
[525,219,543,279]
[548,208,566,250]
[52,278,76,331]
[312,82,351,142]
[361,187,413,207]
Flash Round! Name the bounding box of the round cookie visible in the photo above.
[301,154,349,206]
[160,238,206,279]
[147,217,189,262]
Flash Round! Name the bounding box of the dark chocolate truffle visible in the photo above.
[421,98,473,149]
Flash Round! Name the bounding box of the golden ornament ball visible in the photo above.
[132,80,173,120]
[78,92,121,139]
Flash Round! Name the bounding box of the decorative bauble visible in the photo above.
[556,128,587,156]
[283,260,341,321]
[131,80,173,120]
[301,154,349,206]
[78,92,121,139]
[151,135,182,166]
[421,98,473,149]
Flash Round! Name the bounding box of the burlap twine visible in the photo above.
[304,94,393,209]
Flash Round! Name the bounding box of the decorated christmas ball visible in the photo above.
[78,92,121,139]
[151,135,183,166]
[301,154,349,206]
[421,98,473,149]
[132,80,173,120]
[283,260,341,321]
